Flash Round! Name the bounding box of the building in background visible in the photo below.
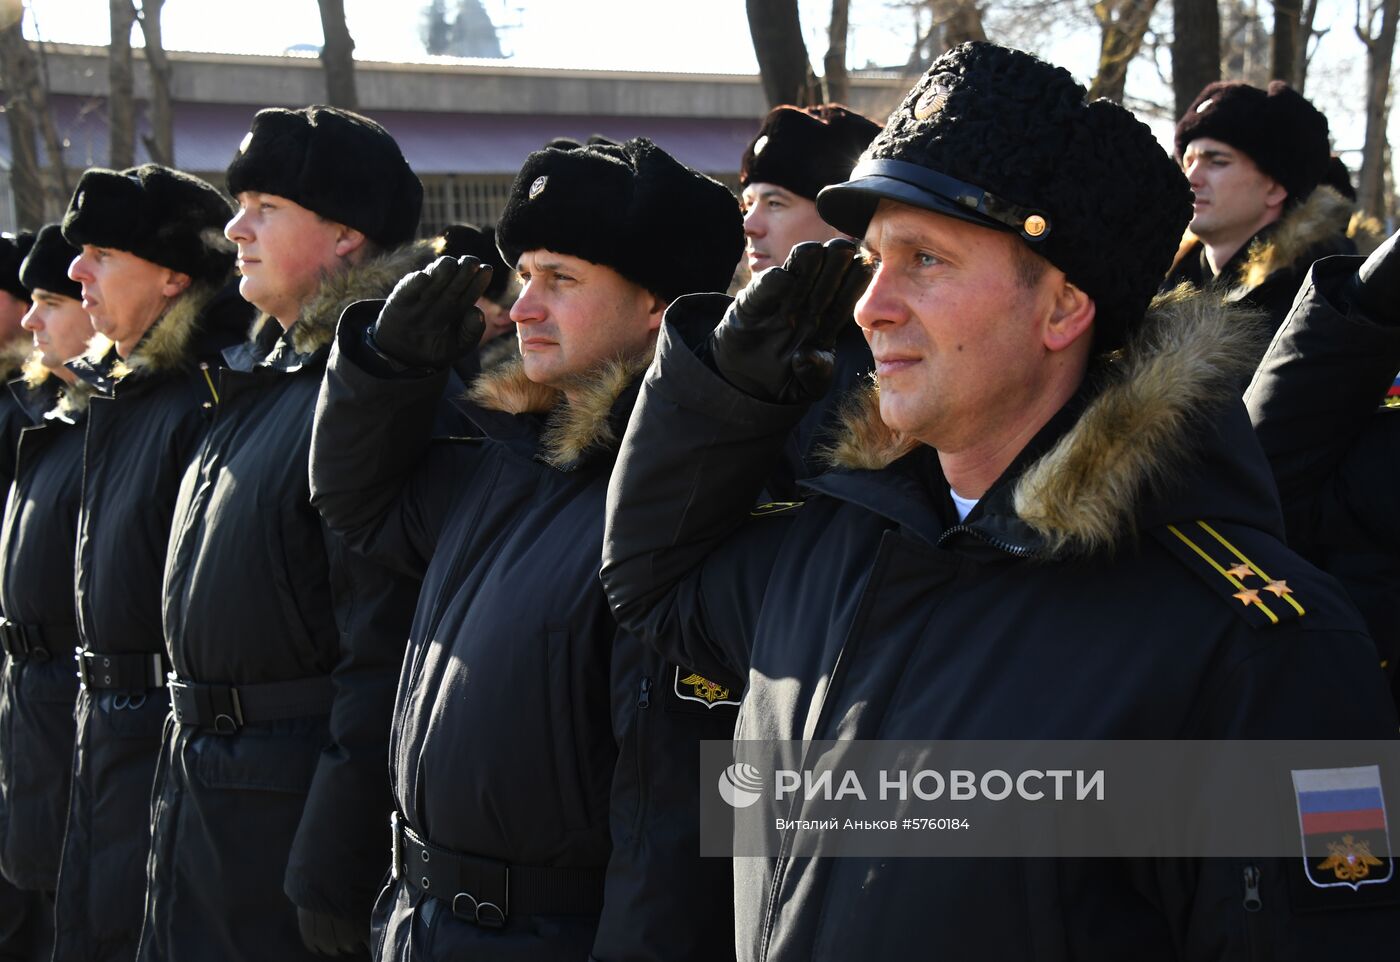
[0,43,906,234]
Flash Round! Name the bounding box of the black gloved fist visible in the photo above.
[710,238,872,404]
[1349,228,1400,324]
[368,255,494,370]
[297,906,368,956]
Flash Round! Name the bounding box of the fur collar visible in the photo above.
[1236,185,1353,289]
[80,280,223,383]
[821,286,1263,557]
[467,351,652,470]
[20,354,95,418]
[247,240,435,356]
[0,340,31,382]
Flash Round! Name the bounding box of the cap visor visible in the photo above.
[817,174,1012,239]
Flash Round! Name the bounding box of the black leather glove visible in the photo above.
[709,238,871,404]
[296,906,368,956]
[1345,229,1400,324]
[367,255,494,370]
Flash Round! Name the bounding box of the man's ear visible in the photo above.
[160,269,193,299]
[647,294,668,333]
[1263,175,1288,213]
[334,225,369,260]
[1043,280,1095,353]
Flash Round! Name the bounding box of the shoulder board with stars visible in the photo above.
[1150,520,1306,629]
[750,501,803,518]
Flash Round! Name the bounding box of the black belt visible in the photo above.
[76,648,167,691]
[167,673,334,735]
[0,618,78,662]
[391,812,605,928]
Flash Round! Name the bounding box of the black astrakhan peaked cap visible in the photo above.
[0,231,35,301]
[20,225,81,300]
[62,164,235,283]
[1175,80,1332,205]
[818,41,1192,351]
[741,104,882,200]
[496,137,743,303]
[226,104,423,248]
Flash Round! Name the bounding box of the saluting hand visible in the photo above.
[1352,229,1400,325]
[710,238,871,404]
[370,255,494,370]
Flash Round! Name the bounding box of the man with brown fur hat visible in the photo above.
[310,136,744,961]
[54,162,250,962]
[1166,80,1356,348]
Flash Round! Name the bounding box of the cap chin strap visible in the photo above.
[850,159,1052,242]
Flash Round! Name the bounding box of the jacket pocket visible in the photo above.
[192,717,327,795]
[543,627,592,833]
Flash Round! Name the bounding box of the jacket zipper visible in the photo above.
[631,676,652,836]
[1241,863,1263,960]
[937,523,1038,558]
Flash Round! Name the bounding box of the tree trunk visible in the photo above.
[317,0,358,110]
[1356,0,1399,220]
[109,0,136,169]
[0,18,43,228]
[1295,0,1322,90]
[1271,0,1302,84]
[823,0,850,103]
[746,0,816,107]
[137,0,172,166]
[1089,0,1159,103]
[1172,0,1220,119]
[936,0,987,48]
[30,38,70,208]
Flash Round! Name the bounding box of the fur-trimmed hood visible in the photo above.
[466,351,652,470]
[1235,185,1354,289]
[818,286,1274,558]
[242,240,435,369]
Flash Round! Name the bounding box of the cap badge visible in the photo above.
[529,175,548,200]
[74,190,84,210]
[238,131,254,155]
[1195,98,1214,114]
[752,134,769,157]
[1023,214,1048,239]
[914,84,951,120]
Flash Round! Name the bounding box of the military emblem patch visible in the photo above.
[673,667,739,710]
[1293,765,1394,891]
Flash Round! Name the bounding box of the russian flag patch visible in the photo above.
[1293,765,1394,891]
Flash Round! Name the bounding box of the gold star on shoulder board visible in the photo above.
[1233,587,1262,606]
[1263,580,1292,597]
[1226,563,1254,580]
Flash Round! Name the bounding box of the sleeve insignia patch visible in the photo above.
[1293,766,1394,891]
[673,667,740,710]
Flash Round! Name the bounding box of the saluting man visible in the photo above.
[310,137,745,960]
[601,42,1400,959]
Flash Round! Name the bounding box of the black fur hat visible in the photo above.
[741,104,881,200]
[438,223,511,302]
[0,231,35,302]
[818,42,1192,351]
[1175,81,1331,205]
[226,105,423,248]
[61,164,235,283]
[19,225,80,300]
[496,137,743,302]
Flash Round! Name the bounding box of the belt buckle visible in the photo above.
[451,877,507,929]
[390,812,402,882]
